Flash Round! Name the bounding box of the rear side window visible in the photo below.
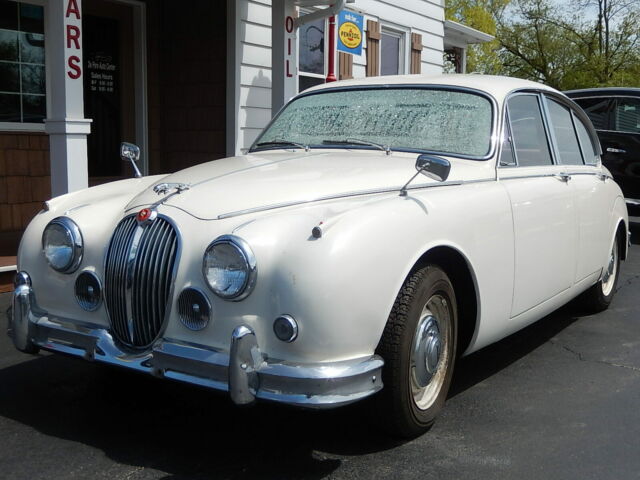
[614,98,640,134]
[546,98,583,165]
[574,115,599,165]
[507,95,553,166]
[573,97,612,130]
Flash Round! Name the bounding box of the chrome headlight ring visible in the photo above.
[202,235,257,301]
[42,217,83,274]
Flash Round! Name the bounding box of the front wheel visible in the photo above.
[373,265,457,438]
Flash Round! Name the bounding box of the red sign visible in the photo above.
[66,0,82,79]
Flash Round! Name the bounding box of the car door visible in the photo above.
[543,95,611,283]
[498,93,577,319]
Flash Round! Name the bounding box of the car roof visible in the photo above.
[565,87,640,98]
[302,74,558,101]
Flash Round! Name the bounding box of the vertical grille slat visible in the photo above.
[104,215,179,349]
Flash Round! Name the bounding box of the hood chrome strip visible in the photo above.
[216,178,494,220]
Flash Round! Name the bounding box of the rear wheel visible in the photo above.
[578,234,621,313]
[373,265,457,438]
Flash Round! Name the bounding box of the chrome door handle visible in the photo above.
[606,147,626,154]
[554,173,571,182]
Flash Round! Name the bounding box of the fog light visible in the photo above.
[178,288,211,331]
[75,271,102,311]
[273,315,298,342]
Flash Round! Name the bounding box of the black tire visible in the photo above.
[577,233,621,313]
[373,265,457,438]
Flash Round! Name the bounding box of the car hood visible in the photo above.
[126,150,494,220]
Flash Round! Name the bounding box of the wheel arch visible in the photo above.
[616,219,628,261]
[410,245,480,357]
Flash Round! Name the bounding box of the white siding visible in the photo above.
[235,0,273,154]
[232,0,446,154]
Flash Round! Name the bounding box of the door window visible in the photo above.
[507,94,553,166]
[614,98,640,134]
[573,97,612,130]
[546,98,583,165]
[499,112,516,166]
[573,114,599,165]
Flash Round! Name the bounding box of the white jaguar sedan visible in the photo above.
[9,75,628,437]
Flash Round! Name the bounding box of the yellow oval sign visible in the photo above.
[339,21,362,49]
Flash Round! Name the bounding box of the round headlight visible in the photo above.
[42,217,83,273]
[203,235,256,300]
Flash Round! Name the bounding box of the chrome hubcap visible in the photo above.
[410,294,451,410]
[413,316,442,387]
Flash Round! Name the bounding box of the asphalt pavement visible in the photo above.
[0,222,639,480]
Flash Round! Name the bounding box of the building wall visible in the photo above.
[146,0,228,174]
[232,0,445,154]
[237,0,274,153]
[0,133,50,255]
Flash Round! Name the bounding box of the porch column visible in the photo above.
[272,0,297,116]
[45,0,92,196]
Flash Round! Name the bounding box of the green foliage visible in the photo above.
[494,0,640,89]
[447,0,640,89]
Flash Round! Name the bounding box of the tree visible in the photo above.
[494,0,640,89]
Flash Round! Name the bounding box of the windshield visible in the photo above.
[252,87,494,158]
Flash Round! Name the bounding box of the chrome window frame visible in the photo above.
[498,89,603,171]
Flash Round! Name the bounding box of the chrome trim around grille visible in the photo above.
[104,214,180,349]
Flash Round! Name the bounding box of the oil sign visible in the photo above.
[337,11,363,56]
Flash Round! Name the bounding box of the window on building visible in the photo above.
[0,0,46,123]
[298,16,326,92]
[380,28,404,76]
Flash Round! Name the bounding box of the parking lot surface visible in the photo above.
[1,221,639,480]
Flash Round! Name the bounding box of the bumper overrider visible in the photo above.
[8,278,384,408]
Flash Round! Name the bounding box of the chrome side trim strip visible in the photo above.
[216,178,494,219]
[498,171,612,182]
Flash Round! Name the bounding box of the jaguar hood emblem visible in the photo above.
[153,182,191,195]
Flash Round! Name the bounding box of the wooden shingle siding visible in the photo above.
[410,33,423,74]
[366,19,380,77]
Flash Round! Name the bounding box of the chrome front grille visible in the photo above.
[104,215,179,348]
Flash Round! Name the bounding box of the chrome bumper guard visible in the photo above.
[8,284,384,408]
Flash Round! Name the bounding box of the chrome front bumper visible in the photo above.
[8,284,384,408]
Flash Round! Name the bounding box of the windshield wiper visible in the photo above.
[322,138,391,155]
[255,138,310,152]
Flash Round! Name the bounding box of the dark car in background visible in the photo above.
[566,88,640,211]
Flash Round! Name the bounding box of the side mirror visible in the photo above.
[120,142,142,178]
[415,155,450,182]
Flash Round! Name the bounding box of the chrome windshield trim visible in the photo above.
[250,84,498,161]
[216,178,494,220]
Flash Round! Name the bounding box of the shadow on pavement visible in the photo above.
[0,299,595,478]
